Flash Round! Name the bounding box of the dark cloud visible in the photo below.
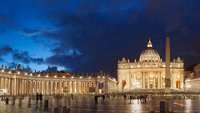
[8,62,18,69]
[46,53,83,71]
[0,46,13,62]
[45,66,58,71]
[12,51,44,64]
[13,51,31,64]
[0,46,44,65]
[22,0,199,75]
[0,46,13,56]
[0,14,12,32]
[1,0,200,75]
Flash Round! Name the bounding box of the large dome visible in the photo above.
[139,39,161,62]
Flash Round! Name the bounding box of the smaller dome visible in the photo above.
[139,38,161,62]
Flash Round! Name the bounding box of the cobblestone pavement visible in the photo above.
[0,96,200,113]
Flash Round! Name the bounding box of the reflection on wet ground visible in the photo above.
[0,96,200,113]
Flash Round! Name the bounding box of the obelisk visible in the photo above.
[165,33,171,93]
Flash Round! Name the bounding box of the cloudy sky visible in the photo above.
[0,0,200,76]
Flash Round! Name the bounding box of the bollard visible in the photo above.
[18,97,22,107]
[160,100,168,113]
[5,97,9,105]
[12,96,15,105]
[28,96,31,108]
[44,99,49,111]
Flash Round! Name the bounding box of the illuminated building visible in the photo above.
[185,64,200,92]
[117,35,184,92]
[0,66,117,95]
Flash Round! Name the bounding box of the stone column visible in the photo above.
[0,77,1,89]
[14,78,16,95]
[76,81,79,94]
[1,77,4,89]
[59,81,62,94]
[46,81,48,95]
[79,81,81,94]
[19,79,21,95]
[51,81,53,95]
[71,81,73,94]
[10,78,12,95]
[157,73,159,89]
[15,79,17,95]
[82,82,84,94]
[42,81,45,94]
[24,80,27,95]
[154,73,156,89]
[95,80,98,94]
[8,78,11,95]
[165,34,171,90]
[22,79,24,95]
[147,73,150,89]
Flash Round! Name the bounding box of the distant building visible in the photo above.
[194,64,200,78]
[118,37,184,92]
[185,64,200,92]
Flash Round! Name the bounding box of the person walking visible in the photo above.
[123,94,127,103]
[129,95,132,104]
[102,95,105,103]
[94,95,98,104]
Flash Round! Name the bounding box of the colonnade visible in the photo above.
[0,75,96,96]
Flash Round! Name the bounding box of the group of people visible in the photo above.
[36,93,43,101]
[122,94,148,103]
[137,95,148,103]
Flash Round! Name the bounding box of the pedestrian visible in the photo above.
[40,93,43,100]
[129,95,132,104]
[144,95,147,103]
[36,93,39,103]
[94,95,98,104]
[123,94,127,103]
[137,95,140,104]
[71,94,73,100]
[102,95,105,103]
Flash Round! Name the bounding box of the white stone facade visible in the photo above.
[118,39,184,92]
[0,69,117,95]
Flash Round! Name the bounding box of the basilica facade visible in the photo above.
[118,38,184,92]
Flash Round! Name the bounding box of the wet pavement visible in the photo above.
[0,95,200,113]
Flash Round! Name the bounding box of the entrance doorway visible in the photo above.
[122,80,126,91]
[176,80,181,89]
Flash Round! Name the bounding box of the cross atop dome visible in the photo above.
[147,37,153,48]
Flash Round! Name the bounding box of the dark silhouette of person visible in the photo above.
[94,95,98,104]
[129,95,132,103]
[40,93,43,100]
[123,94,127,103]
[102,95,105,103]
[36,93,39,101]
[71,94,73,100]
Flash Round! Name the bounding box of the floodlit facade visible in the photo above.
[185,78,200,92]
[118,38,184,92]
[0,66,117,96]
[185,64,200,92]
